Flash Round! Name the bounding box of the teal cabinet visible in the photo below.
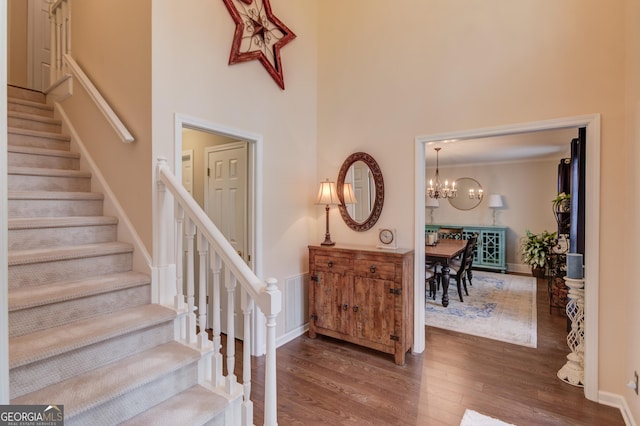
[426,224,507,273]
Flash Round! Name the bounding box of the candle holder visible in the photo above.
[557,276,585,387]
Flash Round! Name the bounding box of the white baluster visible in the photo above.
[197,232,211,349]
[185,218,197,344]
[225,270,237,394]
[210,251,223,387]
[241,290,254,426]
[264,278,280,426]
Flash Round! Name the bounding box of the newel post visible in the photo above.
[264,277,281,426]
[154,158,176,305]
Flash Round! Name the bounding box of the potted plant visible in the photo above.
[552,192,571,212]
[552,192,571,234]
[520,229,559,277]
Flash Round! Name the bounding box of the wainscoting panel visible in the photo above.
[284,273,309,334]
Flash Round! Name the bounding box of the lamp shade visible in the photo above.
[316,179,341,205]
[487,194,504,208]
[342,183,357,204]
[426,197,440,208]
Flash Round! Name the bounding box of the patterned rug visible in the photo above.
[425,271,537,348]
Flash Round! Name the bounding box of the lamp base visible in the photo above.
[321,235,335,246]
[321,205,335,246]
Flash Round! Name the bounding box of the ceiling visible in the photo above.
[425,127,577,167]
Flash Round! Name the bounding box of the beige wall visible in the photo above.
[60,0,153,252]
[318,0,628,402]
[431,159,561,268]
[7,0,28,87]
[626,0,640,420]
[152,1,319,337]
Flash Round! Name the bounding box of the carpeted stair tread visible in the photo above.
[8,144,79,159]
[8,166,91,178]
[9,271,150,311]
[8,86,46,103]
[8,126,71,142]
[8,190,104,201]
[9,304,177,369]
[8,216,117,230]
[8,97,53,110]
[11,341,199,418]
[8,99,54,117]
[120,385,227,426]
[8,242,132,266]
[8,110,62,125]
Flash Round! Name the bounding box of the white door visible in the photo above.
[205,142,248,339]
[28,0,51,91]
[352,161,373,222]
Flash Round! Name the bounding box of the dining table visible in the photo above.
[425,239,467,307]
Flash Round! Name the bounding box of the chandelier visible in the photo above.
[427,147,457,199]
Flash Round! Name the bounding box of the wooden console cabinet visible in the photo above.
[308,245,414,365]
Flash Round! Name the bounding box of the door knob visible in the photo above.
[353,305,359,313]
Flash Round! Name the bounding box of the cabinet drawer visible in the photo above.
[353,259,396,281]
[313,254,352,273]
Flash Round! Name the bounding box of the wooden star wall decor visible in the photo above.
[222,0,296,90]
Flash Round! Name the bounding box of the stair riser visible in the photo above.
[9,199,103,218]
[10,320,174,399]
[8,87,46,103]
[9,224,117,251]
[10,284,151,337]
[8,116,61,133]
[8,151,79,170]
[8,174,91,192]
[9,132,70,151]
[67,363,198,426]
[8,102,54,118]
[9,252,133,288]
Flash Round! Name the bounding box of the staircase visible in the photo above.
[7,85,228,425]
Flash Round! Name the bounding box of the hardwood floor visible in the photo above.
[241,276,625,425]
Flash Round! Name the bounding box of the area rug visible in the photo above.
[460,409,516,426]
[425,271,537,348]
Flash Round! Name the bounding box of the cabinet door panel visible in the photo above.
[313,270,350,335]
[352,276,394,346]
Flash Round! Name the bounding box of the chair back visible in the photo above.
[462,234,478,270]
[438,227,464,240]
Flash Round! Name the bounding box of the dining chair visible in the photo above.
[425,262,436,302]
[435,235,476,302]
[437,227,464,240]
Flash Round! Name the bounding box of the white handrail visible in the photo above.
[156,159,280,426]
[157,162,277,314]
[63,54,134,143]
[49,0,134,144]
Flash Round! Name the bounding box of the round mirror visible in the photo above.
[337,152,384,231]
[448,177,484,211]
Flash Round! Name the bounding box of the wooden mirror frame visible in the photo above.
[337,152,385,231]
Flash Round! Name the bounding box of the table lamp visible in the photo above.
[316,179,341,246]
[487,194,504,226]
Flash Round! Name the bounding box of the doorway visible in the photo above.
[413,114,601,401]
[175,113,266,355]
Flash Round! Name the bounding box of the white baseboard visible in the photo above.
[276,324,308,349]
[507,263,531,275]
[599,391,637,426]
